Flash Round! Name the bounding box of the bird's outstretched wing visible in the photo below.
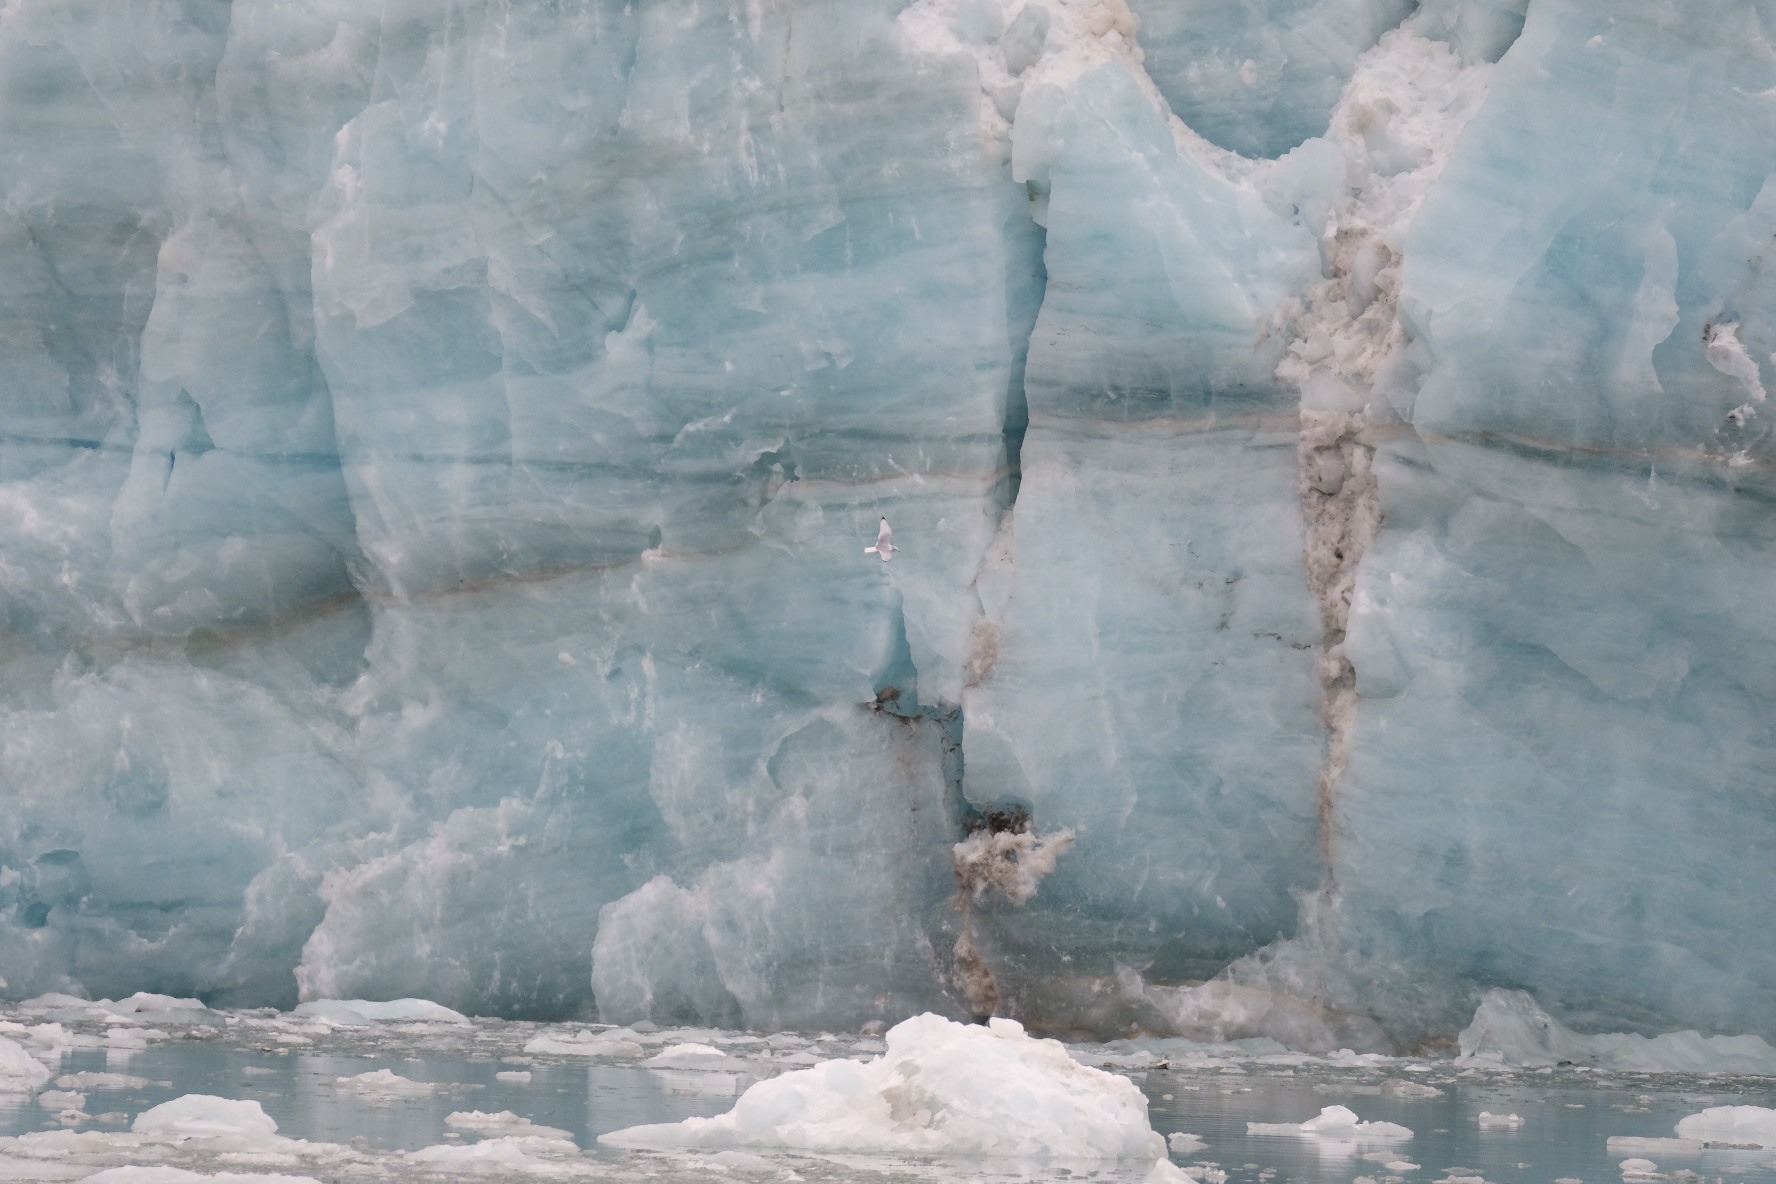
[866,517,897,561]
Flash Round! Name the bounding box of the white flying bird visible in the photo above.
[864,517,899,562]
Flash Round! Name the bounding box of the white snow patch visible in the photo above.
[600,1013,1166,1161]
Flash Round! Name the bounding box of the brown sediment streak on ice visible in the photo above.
[1274,32,1492,870]
[949,825,1075,1018]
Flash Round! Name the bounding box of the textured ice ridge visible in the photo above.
[3,0,1776,1054]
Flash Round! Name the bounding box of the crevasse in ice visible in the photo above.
[0,0,1773,1050]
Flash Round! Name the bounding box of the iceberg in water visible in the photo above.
[1247,1106,1412,1143]
[1674,1106,1776,1148]
[292,998,469,1025]
[1458,990,1776,1074]
[600,1013,1167,1161]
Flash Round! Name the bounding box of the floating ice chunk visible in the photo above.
[1618,1159,1660,1180]
[495,1071,532,1083]
[644,1042,737,1068]
[1458,991,1776,1073]
[331,1070,437,1096]
[600,1013,1165,1161]
[293,999,468,1025]
[1476,1112,1523,1128]
[57,1073,161,1090]
[1674,1106,1776,1148]
[38,1090,86,1109]
[523,1030,644,1058]
[132,1096,279,1141]
[0,1036,50,1091]
[446,1111,572,1140]
[1382,1079,1443,1099]
[1607,1138,1702,1156]
[1247,1106,1412,1142]
[408,1135,578,1169]
[1169,1132,1208,1153]
[1386,1162,1421,1171]
[84,1170,321,1184]
[106,993,208,1014]
[1147,1161,1198,1184]
[108,1027,166,1049]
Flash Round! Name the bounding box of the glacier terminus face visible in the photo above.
[0,0,1773,1055]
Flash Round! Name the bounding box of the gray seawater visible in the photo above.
[6,1029,1776,1183]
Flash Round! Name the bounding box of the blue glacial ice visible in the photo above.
[2,0,1776,1057]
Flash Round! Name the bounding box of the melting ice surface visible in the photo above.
[4,1001,1776,1184]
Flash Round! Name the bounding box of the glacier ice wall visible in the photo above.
[2,0,1776,1048]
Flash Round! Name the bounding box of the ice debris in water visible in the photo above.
[0,1036,50,1091]
[446,1111,572,1140]
[293,999,469,1025]
[1169,1132,1208,1153]
[1247,1106,1413,1142]
[1458,990,1776,1073]
[132,1096,280,1140]
[599,1012,1167,1161]
[1674,1105,1776,1148]
[1476,1112,1523,1128]
[330,1069,438,1096]
[85,1171,321,1184]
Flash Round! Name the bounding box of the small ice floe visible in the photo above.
[601,1013,1166,1160]
[495,1070,532,1083]
[1247,1106,1412,1143]
[293,998,469,1025]
[407,1135,580,1171]
[1169,1132,1208,1153]
[1382,1079,1443,1098]
[83,1170,320,1184]
[37,1089,86,1110]
[1675,1105,1776,1148]
[1619,1158,1665,1181]
[330,1069,438,1096]
[644,1042,741,1069]
[1385,1161,1421,1171]
[1477,1112,1524,1128]
[0,1036,49,1091]
[863,517,899,562]
[1607,1138,1701,1155]
[445,1110,572,1139]
[56,1072,162,1090]
[132,1095,280,1141]
[523,1028,645,1058]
